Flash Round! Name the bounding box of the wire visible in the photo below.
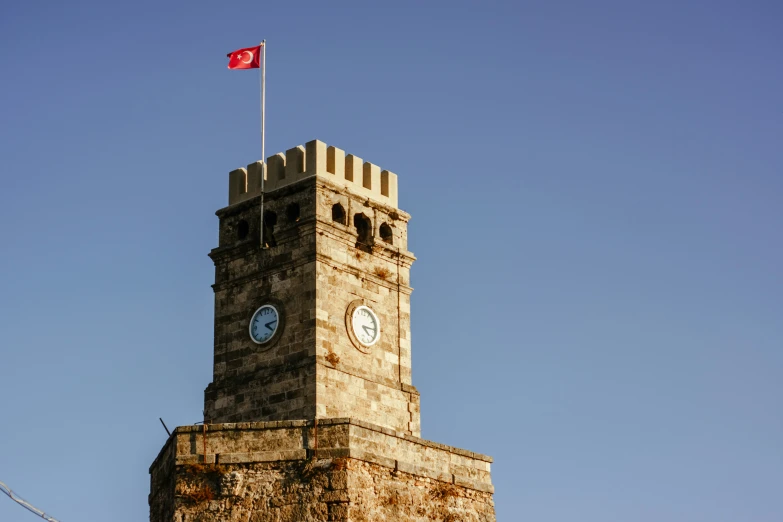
[0,480,61,522]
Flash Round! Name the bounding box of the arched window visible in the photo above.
[263,211,277,248]
[237,219,249,240]
[353,213,373,247]
[332,203,346,225]
[379,223,393,245]
[286,202,300,223]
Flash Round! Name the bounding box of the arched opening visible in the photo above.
[379,223,393,245]
[286,202,300,223]
[237,219,249,240]
[332,203,346,225]
[263,211,277,248]
[354,213,373,249]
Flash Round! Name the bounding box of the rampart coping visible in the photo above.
[228,140,399,208]
[150,417,493,493]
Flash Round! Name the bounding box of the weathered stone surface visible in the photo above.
[228,140,398,207]
[149,420,495,522]
[205,168,418,436]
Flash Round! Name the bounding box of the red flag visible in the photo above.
[227,45,262,69]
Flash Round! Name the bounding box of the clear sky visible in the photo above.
[1,1,781,521]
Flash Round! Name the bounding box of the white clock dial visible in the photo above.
[352,306,380,346]
[249,305,279,344]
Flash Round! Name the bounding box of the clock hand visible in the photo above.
[265,320,277,331]
[361,325,375,336]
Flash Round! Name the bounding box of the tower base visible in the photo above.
[149,418,495,521]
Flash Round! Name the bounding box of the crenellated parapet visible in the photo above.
[228,139,399,208]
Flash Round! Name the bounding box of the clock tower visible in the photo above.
[149,140,495,522]
[204,139,419,436]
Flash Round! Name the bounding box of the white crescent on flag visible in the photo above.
[227,44,262,69]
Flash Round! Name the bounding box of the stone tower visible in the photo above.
[149,140,495,521]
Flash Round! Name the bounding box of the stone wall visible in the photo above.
[205,170,420,436]
[314,175,420,436]
[149,419,495,522]
[228,140,399,208]
[205,181,319,423]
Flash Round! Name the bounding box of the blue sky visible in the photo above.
[1,1,782,521]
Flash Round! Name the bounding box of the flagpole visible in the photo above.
[259,40,266,248]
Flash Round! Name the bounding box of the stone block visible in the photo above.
[362,162,381,190]
[246,160,265,195]
[267,152,286,186]
[326,146,345,179]
[228,167,247,205]
[306,139,327,175]
[344,154,362,184]
[285,145,305,180]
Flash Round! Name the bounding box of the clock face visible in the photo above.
[351,305,380,347]
[249,305,279,344]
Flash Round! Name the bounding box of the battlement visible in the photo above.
[228,139,399,208]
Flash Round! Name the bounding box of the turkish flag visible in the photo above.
[227,45,262,69]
